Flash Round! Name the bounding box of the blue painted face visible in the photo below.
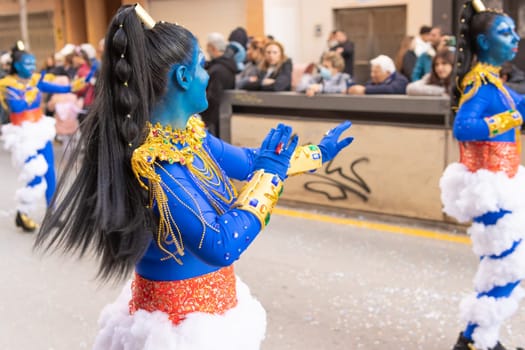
[13,53,36,79]
[478,16,520,66]
[187,50,209,114]
[151,46,209,129]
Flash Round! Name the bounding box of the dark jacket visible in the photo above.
[400,50,417,81]
[365,72,408,94]
[243,58,293,92]
[201,55,237,136]
[505,64,525,95]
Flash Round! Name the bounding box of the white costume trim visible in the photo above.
[1,117,55,213]
[93,276,267,350]
[440,162,525,349]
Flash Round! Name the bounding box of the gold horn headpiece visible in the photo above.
[472,0,487,13]
[16,40,25,51]
[134,3,156,29]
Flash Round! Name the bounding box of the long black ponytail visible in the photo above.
[452,1,504,108]
[35,5,197,281]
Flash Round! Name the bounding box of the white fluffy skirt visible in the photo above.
[1,117,56,213]
[1,117,56,167]
[440,162,525,349]
[93,276,267,350]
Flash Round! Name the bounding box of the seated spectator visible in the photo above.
[406,49,454,96]
[501,62,525,95]
[296,51,351,97]
[242,40,292,91]
[395,36,417,81]
[347,55,408,95]
[237,37,266,89]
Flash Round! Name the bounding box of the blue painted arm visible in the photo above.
[453,85,492,141]
[206,133,258,181]
[158,164,263,267]
[36,73,71,94]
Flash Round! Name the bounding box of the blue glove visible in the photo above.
[318,120,354,163]
[254,123,299,180]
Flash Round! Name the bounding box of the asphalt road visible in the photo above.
[0,147,523,350]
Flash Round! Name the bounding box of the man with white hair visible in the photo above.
[347,54,408,95]
[202,32,237,136]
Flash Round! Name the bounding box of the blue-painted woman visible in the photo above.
[35,4,353,349]
[440,1,525,349]
[0,41,89,232]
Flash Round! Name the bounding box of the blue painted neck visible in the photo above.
[150,93,192,130]
[477,53,503,68]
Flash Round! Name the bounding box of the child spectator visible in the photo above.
[296,51,351,96]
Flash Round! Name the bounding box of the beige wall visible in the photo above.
[149,0,247,50]
[148,0,431,64]
[231,115,447,221]
[0,0,54,15]
[265,0,432,62]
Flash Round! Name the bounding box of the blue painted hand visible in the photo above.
[254,123,299,180]
[319,120,354,162]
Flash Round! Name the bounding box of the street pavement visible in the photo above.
[0,146,524,350]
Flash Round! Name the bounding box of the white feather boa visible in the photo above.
[93,276,267,350]
[1,117,55,212]
[441,162,525,349]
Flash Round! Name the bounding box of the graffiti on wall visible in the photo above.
[303,157,371,202]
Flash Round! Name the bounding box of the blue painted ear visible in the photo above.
[13,61,23,73]
[174,65,192,91]
[477,33,489,52]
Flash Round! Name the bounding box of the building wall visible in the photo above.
[276,0,432,64]
[148,0,247,48]
[0,0,433,69]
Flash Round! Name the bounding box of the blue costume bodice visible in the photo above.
[453,64,525,142]
[0,73,71,115]
[135,119,263,281]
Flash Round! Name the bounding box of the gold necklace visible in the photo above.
[131,116,236,261]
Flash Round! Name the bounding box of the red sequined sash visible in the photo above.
[129,265,238,324]
[9,108,42,126]
[459,141,520,177]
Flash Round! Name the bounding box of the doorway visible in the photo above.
[334,5,407,84]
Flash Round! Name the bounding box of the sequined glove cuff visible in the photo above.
[484,110,523,138]
[233,170,283,228]
[287,145,323,176]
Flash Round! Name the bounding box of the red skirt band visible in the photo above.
[129,265,238,325]
[459,141,520,178]
[9,108,42,126]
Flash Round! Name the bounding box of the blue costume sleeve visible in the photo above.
[157,163,263,267]
[206,133,258,181]
[36,73,71,94]
[453,85,492,141]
